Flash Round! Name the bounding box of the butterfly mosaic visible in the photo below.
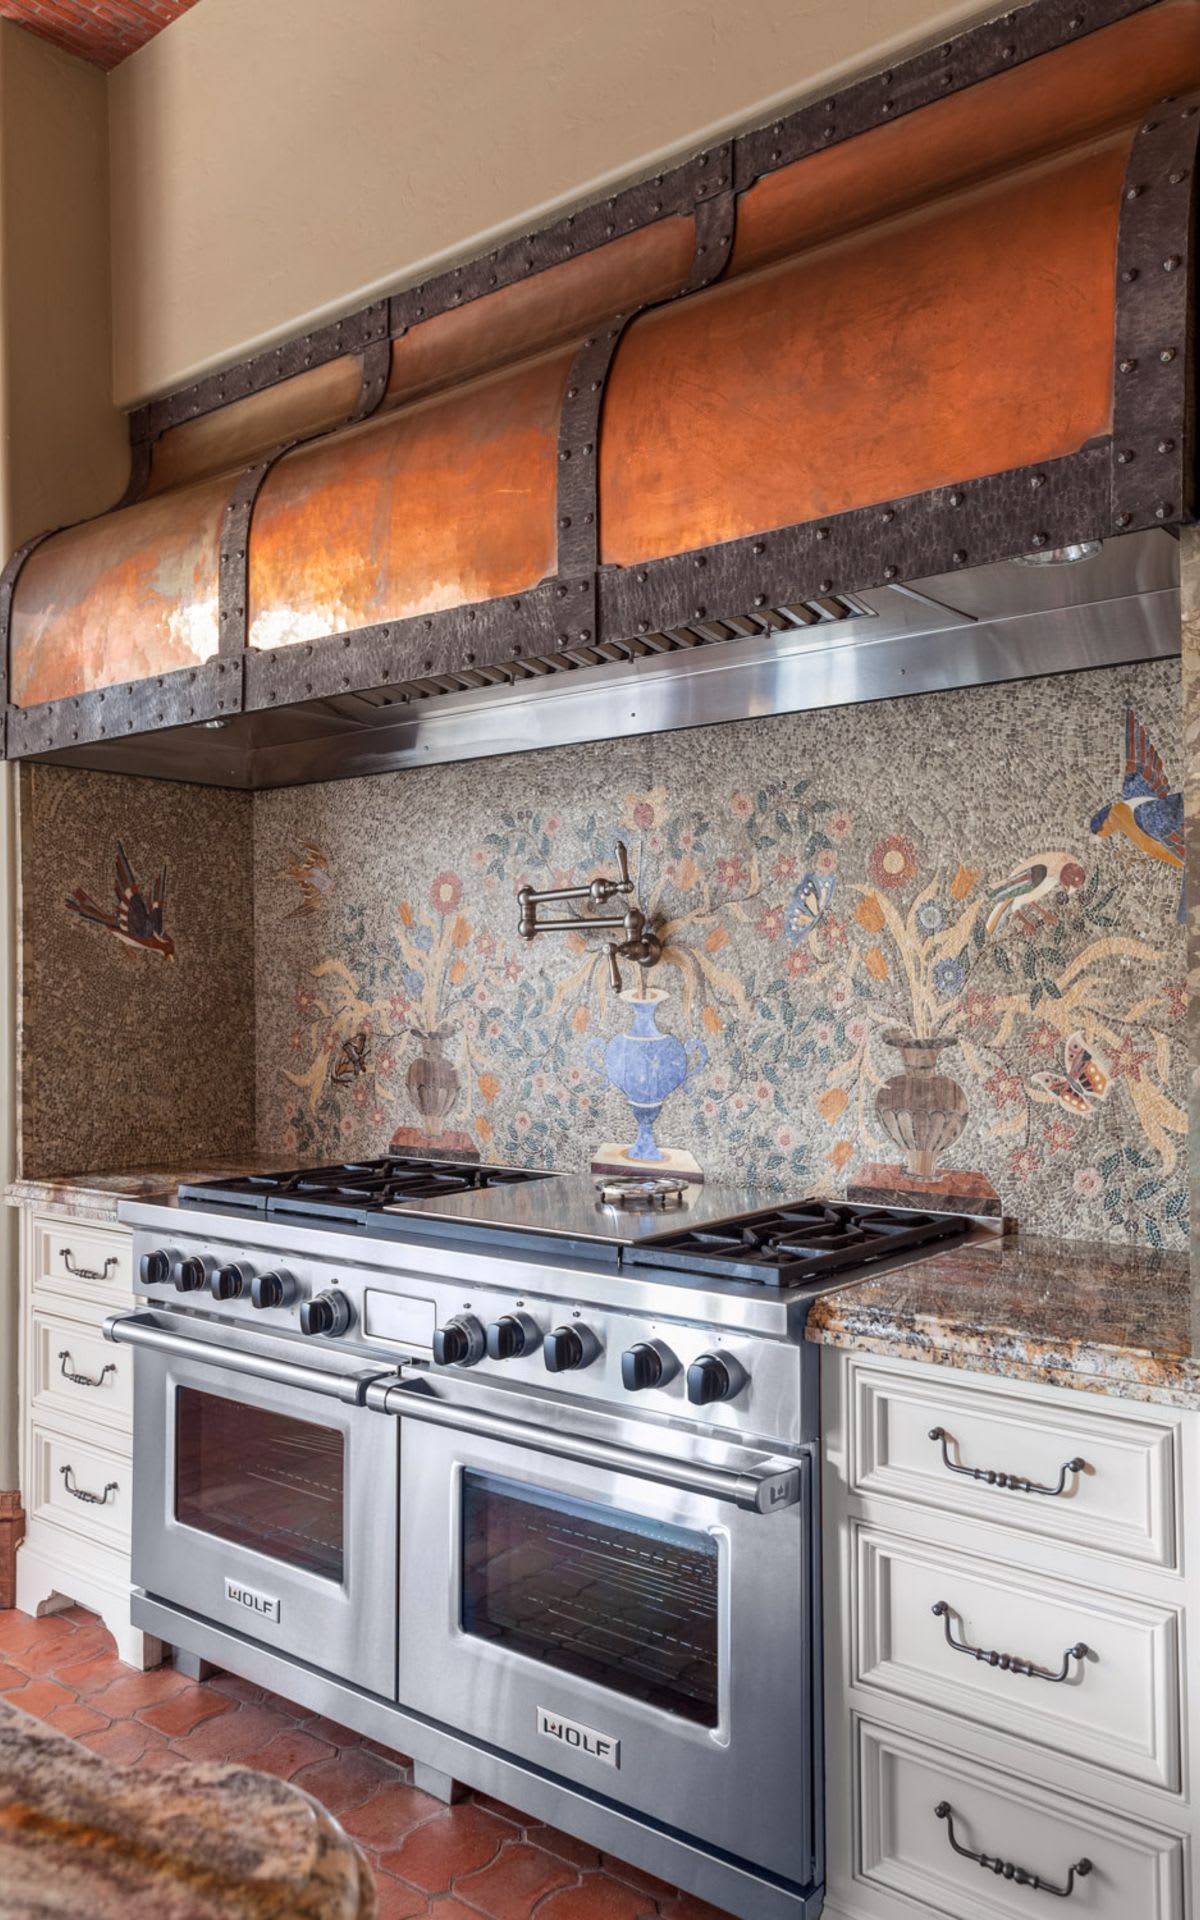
[1030,1031,1110,1116]
[786,872,836,942]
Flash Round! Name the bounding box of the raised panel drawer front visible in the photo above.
[857,1719,1185,1920]
[31,1217,131,1311]
[854,1526,1181,1790]
[30,1311,132,1438]
[850,1360,1177,1568]
[28,1423,131,1551]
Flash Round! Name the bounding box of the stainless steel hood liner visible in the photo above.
[29,532,1178,789]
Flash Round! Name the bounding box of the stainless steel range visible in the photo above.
[108,1156,983,1920]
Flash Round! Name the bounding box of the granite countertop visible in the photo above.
[0,1697,373,1918]
[5,1159,293,1224]
[806,1230,1200,1407]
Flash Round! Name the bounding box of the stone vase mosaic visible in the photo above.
[586,987,707,1165]
[874,1030,969,1180]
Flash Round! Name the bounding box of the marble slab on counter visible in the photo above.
[5,1159,295,1224]
[0,1696,373,1918]
[806,1232,1200,1407]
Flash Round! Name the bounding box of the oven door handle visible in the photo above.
[103,1312,396,1406]
[369,1378,804,1514]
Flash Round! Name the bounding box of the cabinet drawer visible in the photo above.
[30,1217,131,1311]
[28,1423,131,1551]
[857,1719,1185,1920]
[30,1312,132,1439]
[854,1526,1181,1790]
[849,1360,1176,1567]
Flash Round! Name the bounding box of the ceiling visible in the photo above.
[0,0,200,69]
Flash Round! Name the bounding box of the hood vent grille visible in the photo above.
[346,590,875,711]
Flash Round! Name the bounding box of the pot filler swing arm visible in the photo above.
[517,841,662,992]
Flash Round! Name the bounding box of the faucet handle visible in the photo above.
[614,841,631,890]
[605,945,624,993]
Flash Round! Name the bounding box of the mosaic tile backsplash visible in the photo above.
[251,658,1188,1248]
[18,764,255,1178]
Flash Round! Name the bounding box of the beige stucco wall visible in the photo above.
[108,0,994,406]
[0,23,127,1488]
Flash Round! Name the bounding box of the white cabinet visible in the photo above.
[822,1349,1198,1920]
[857,1720,1185,1920]
[14,1205,162,1670]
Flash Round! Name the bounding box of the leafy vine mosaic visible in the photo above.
[254,662,1187,1247]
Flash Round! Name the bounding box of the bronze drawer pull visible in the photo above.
[932,1602,1089,1682]
[57,1350,116,1390]
[935,1803,1092,1897]
[928,1427,1086,1497]
[60,1249,118,1283]
[59,1464,118,1506]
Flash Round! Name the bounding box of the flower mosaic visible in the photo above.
[253,660,1188,1247]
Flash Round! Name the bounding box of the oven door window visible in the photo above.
[175,1386,345,1580]
[461,1470,719,1727]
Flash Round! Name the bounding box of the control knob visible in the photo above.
[172,1255,208,1294]
[210,1263,248,1302]
[486,1314,541,1361]
[544,1324,601,1373]
[138,1248,173,1288]
[686,1351,748,1406]
[620,1340,677,1392]
[432,1315,486,1367]
[250,1270,297,1310]
[300,1289,353,1337]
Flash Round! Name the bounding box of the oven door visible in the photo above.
[392,1383,813,1888]
[108,1311,399,1696]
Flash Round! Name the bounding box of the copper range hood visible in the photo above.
[1,0,1197,789]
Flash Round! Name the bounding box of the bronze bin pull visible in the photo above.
[928,1427,1086,1498]
[931,1602,1089,1684]
[935,1803,1092,1898]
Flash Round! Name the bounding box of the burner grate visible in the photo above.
[177,1156,553,1222]
[625,1202,970,1285]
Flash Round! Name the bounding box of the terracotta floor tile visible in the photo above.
[291,1747,405,1816]
[452,1839,576,1918]
[87,1666,193,1715]
[601,1854,681,1902]
[427,1901,492,1919]
[128,1740,190,1772]
[238,1727,337,1780]
[341,1781,444,1849]
[377,1802,510,1892]
[300,1711,365,1748]
[206,1671,268,1705]
[0,1659,30,1692]
[137,1688,236,1736]
[169,1701,296,1763]
[46,1626,117,1675]
[532,1875,656,1920]
[43,1702,111,1738]
[0,1613,75,1655]
[371,1875,430,1920]
[78,1719,174,1767]
[526,1825,604,1871]
[54,1651,129,1694]
[18,1634,100,1677]
[362,1737,414,1767]
[5,1678,76,1720]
